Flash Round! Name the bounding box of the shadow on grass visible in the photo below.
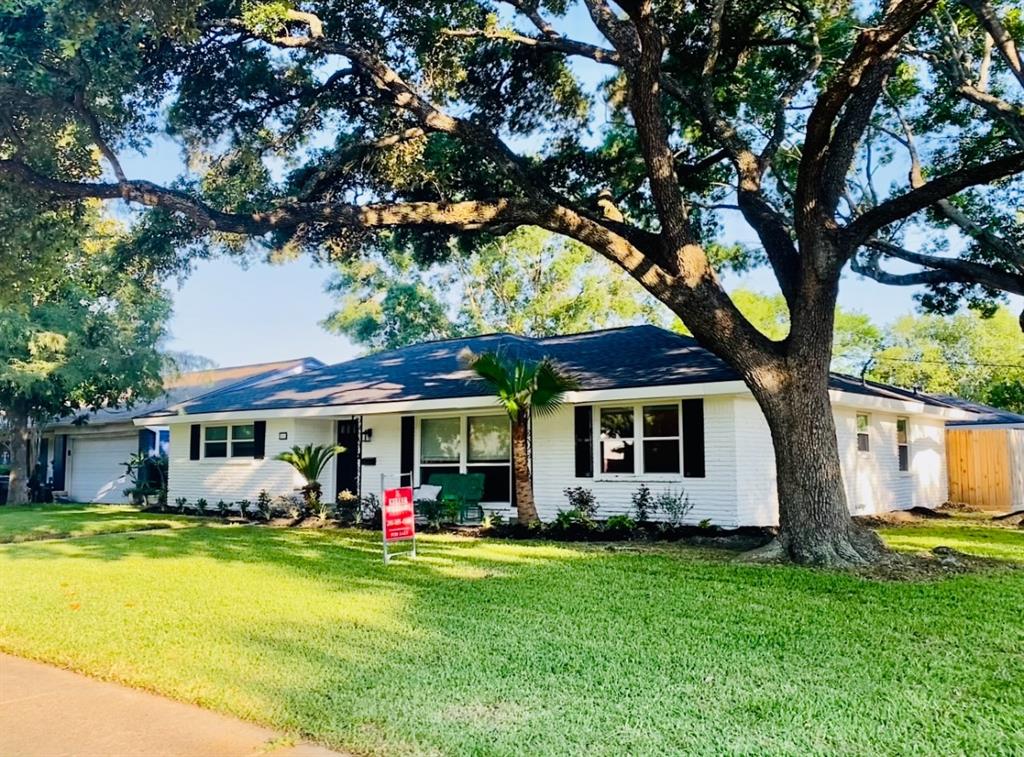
[2,523,1023,754]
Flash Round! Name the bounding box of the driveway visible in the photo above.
[0,654,344,756]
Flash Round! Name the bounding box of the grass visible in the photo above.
[1,506,1022,755]
[0,504,192,543]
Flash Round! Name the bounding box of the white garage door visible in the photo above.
[68,435,137,503]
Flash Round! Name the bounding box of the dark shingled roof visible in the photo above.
[145,325,982,418]
[53,358,323,428]
[937,396,1024,426]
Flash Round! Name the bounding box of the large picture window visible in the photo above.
[418,415,510,503]
[204,424,255,458]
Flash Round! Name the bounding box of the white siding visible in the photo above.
[162,393,953,523]
[733,398,778,526]
[167,418,334,504]
[358,413,404,497]
[735,397,949,525]
[532,396,742,526]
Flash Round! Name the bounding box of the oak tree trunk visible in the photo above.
[6,405,31,505]
[746,358,886,567]
[511,416,539,523]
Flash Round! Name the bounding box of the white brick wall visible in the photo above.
[167,417,335,505]
[163,394,952,521]
[734,397,949,525]
[532,397,742,526]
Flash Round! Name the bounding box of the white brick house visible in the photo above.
[131,327,972,526]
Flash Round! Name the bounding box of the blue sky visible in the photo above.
[118,5,1021,369]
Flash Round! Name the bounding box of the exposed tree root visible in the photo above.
[740,524,890,569]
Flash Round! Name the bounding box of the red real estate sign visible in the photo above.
[382,487,415,542]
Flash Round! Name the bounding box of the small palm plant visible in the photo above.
[461,349,579,523]
[275,443,345,517]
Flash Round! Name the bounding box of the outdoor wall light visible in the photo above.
[278,431,288,440]
[361,428,373,442]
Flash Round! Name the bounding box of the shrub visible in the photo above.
[605,514,636,533]
[481,511,505,530]
[335,489,360,524]
[562,487,598,519]
[255,490,273,520]
[698,518,715,530]
[236,499,252,519]
[276,494,303,519]
[174,497,188,514]
[196,498,209,515]
[418,498,459,529]
[656,488,694,527]
[216,500,230,518]
[359,493,381,529]
[631,484,656,523]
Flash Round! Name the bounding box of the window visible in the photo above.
[419,416,461,488]
[598,404,688,476]
[642,405,680,474]
[418,415,511,503]
[467,416,511,502]
[856,414,870,452]
[204,424,255,458]
[600,407,635,474]
[420,417,461,464]
[896,417,909,471]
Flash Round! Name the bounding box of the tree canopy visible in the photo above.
[867,306,1024,412]
[0,199,171,502]
[3,0,1022,563]
[323,227,667,350]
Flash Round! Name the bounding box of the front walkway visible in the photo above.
[0,653,343,756]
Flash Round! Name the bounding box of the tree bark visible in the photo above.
[6,405,31,505]
[511,416,539,523]
[745,358,886,567]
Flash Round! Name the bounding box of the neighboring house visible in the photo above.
[136,326,980,527]
[941,398,1024,512]
[39,358,323,503]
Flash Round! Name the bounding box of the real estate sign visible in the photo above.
[382,486,415,563]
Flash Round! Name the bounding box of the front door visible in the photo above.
[336,418,361,498]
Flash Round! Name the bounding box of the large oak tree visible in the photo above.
[1,0,1021,563]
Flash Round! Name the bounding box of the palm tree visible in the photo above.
[461,350,579,523]
[275,443,344,515]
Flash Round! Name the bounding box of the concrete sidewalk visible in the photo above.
[0,653,343,757]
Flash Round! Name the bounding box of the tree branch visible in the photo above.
[844,151,1024,243]
[962,0,1024,89]
[857,239,1024,295]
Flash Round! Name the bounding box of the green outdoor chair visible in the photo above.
[427,472,486,524]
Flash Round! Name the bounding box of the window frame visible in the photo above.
[896,416,910,473]
[203,423,256,460]
[856,413,871,453]
[416,413,512,505]
[594,403,684,480]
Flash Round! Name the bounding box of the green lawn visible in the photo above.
[1,506,1022,755]
[0,504,191,543]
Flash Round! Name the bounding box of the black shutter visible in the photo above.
[253,421,267,459]
[189,424,201,460]
[682,399,705,478]
[574,405,593,478]
[400,416,414,486]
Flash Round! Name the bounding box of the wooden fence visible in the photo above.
[946,428,1023,511]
